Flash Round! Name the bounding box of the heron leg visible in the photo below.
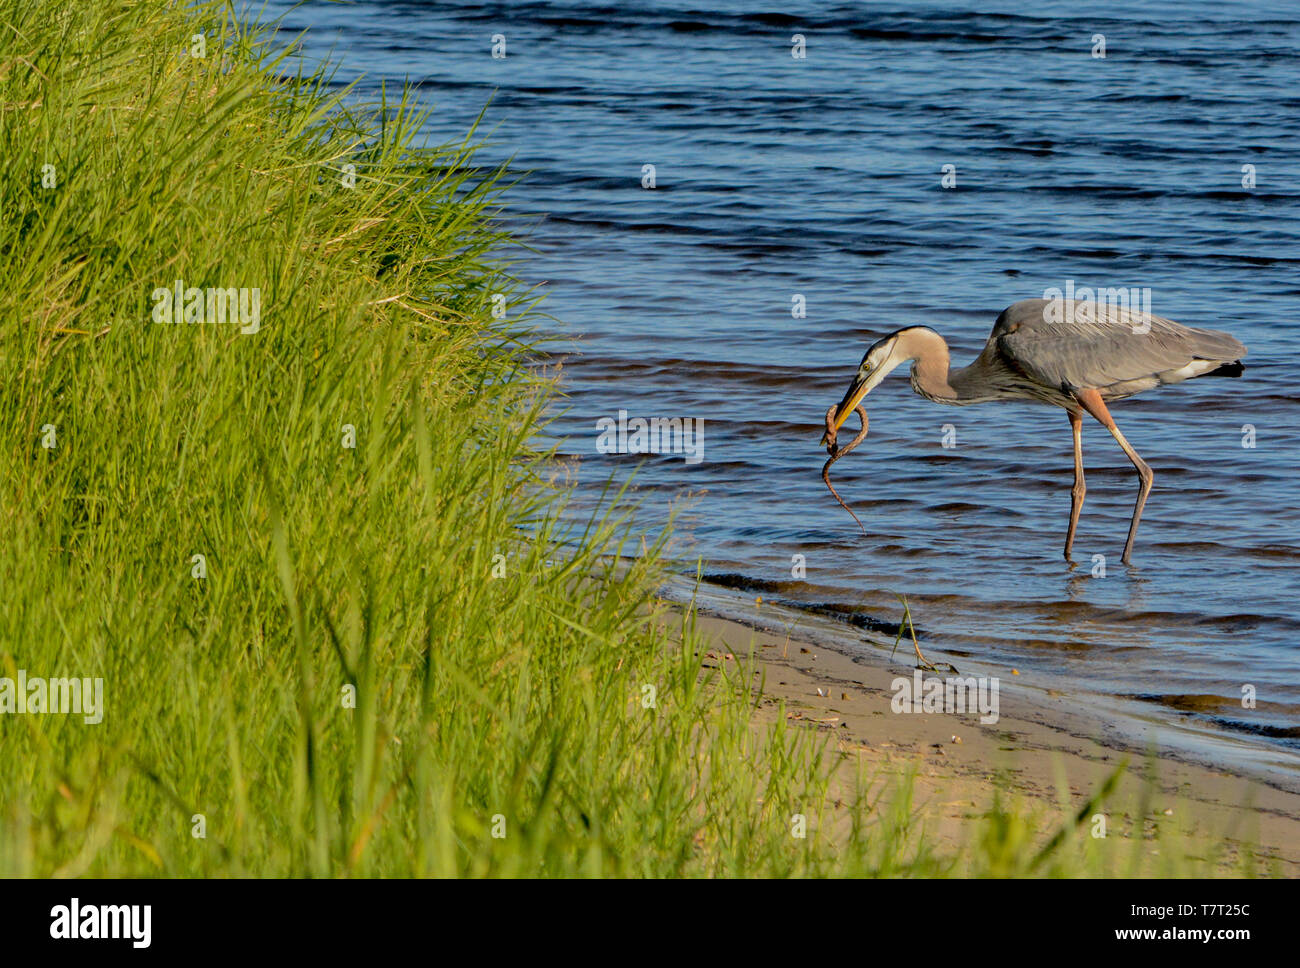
[1064,409,1086,559]
[1074,389,1153,564]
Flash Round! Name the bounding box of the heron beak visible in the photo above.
[820,373,871,445]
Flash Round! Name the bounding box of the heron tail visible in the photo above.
[1202,360,1244,378]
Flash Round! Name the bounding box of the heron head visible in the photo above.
[823,330,911,439]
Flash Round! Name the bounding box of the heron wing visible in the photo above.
[991,298,1247,394]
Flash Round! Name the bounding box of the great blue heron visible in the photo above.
[823,298,1247,563]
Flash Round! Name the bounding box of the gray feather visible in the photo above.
[990,299,1247,399]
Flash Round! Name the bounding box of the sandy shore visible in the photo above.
[678,603,1300,875]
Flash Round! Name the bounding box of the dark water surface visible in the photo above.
[266,1,1300,765]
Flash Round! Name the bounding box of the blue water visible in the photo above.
[265,1,1300,759]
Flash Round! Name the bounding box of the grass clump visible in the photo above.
[0,0,1259,877]
[0,0,831,877]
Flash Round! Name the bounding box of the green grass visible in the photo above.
[0,0,1264,876]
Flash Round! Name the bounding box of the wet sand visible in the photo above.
[679,604,1300,875]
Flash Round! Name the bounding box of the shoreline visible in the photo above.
[667,577,1300,873]
[666,573,1300,795]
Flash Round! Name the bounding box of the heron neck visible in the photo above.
[903,329,961,403]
